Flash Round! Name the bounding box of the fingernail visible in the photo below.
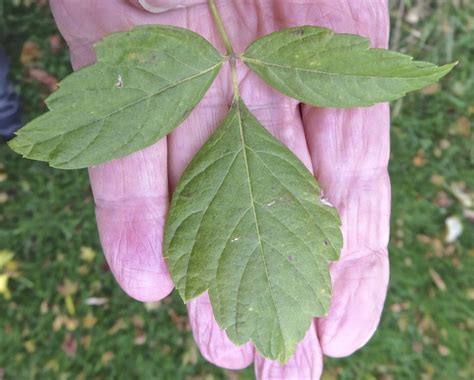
[128,0,186,13]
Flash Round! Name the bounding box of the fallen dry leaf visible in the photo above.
[134,328,147,346]
[40,300,49,314]
[168,309,189,332]
[398,316,408,332]
[0,274,11,300]
[435,191,453,208]
[144,301,161,311]
[132,314,144,329]
[449,181,473,208]
[449,116,471,137]
[57,279,78,297]
[412,341,423,353]
[80,246,96,263]
[412,149,426,167]
[438,345,450,356]
[65,295,76,316]
[101,351,114,365]
[429,268,447,291]
[466,289,474,301]
[77,265,89,276]
[82,313,97,329]
[0,193,8,204]
[431,239,444,257]
[52,314,78,332]
[45,359,60,372]
[390,302,410,313]
[84,297,108,306]
[24,340,36,353]
[421,82,440,95]
[62,333,77,358]
[182,341,199,366]
[0,250,14,269]
[81,335,92,349]
[49,34,63,54]
[439,139,450,150]
[445,216,463,243]
[464,208,474,222]
[20,41,41,65]
[430,174,445,186]
[108,318,127,335]
[416,234,432,244]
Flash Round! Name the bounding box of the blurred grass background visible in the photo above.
[0,0,473,379]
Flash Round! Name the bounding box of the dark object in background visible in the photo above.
[0,48,22,141]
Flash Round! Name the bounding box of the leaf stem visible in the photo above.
[208,0,233,55]
[208,0,240,100]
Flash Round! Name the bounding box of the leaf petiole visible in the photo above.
[208,0,240,100]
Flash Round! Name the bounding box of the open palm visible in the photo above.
[50,0,391,378]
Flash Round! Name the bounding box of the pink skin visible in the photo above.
[49,0,390,378]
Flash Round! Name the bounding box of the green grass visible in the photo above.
[1,1,473,379]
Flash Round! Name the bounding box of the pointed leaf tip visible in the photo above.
[242,26,457,108]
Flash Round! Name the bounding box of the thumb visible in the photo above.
[128,0,204,13]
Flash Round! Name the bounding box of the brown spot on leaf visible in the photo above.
[20,41,41,65]
[292,28,305,36]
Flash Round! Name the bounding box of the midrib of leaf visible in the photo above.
[241,56,450,80]
[20,62,222,148]
[246,146,336,270]
[180,151,241,299]
[235,101,284,353]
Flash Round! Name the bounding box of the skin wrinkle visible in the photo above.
[49,0,391,377]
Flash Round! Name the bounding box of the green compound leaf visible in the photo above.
[8,25,224,169]
[242,26,456,108]
[164,100,342,362]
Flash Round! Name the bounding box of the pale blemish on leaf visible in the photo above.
[115,74,124,88]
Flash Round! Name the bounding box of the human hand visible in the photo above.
[49,0,390,378]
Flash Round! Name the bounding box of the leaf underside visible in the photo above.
[7,22,455,362]
[164,100,342,362]
[242,26,456,108]
[8,25,223,169]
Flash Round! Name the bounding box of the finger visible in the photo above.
[254,323,323,380]
[49,0,179,301]
[305,106,390,357]
[50,0,209,69]
[300,0,391,357]
[187,293,255,369]
[89,143,173,302]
